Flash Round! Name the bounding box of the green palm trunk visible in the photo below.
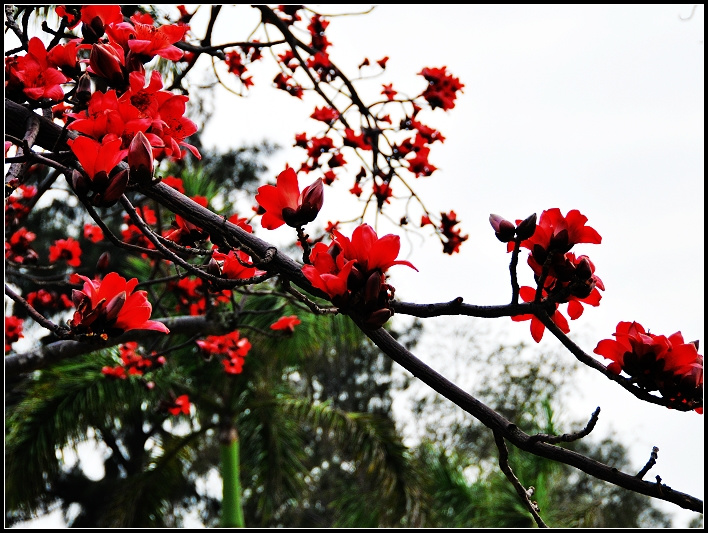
[220,424,245,528]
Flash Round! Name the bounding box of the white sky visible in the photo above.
[198,4,705,526]
[8,4,704,528]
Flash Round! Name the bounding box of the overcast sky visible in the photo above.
[9,4,703,527]
[197,4,704,526]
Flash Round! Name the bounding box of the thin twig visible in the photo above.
[636,447,660,480]
[493,430,548,528]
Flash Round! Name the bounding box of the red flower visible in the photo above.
[26,289,72,314]
[106,16,187,61]
[5,316,24,353]
[46,40,79,71]
[273,72,303,98]
[512,286,570,343]
[5,227,39,264]
[168,394,191,416]
[210,249,263,280]
[333,224,417,274]
[5,184,37,224]
[349,182,363,197]
[328,152,346,168]
[594,322,703,412]
[302,224,417,328]
[161,175,185,193]
[68,89,151,145]
[440,211,468,255]
[9,37,68,101]
[255,168,324,229]
[68,136,129,207]
[69,136,126,179]
[382,83,397,101]
[69,272,170,338]
[84,224,105,243]
[373,181,393,206]
[149,93,201,160]
[101,365,127,379]
[419,66,464,111]
[406,147,437,177]
[197,331,251,375]
[270,315,301,333]
[306,136,334,160]
[514,208,601,258]
[343,129,373,151]
[164,205,210,246]
[49,237,82,267]
[311,106,339,124]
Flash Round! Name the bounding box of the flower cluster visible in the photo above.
[69,272,169,339]
[197,331,252,375]
[594,322,703,413]
[6,7,201,207]
[422,211,469,255]
[499,209,603,342]
[26,289,73,315]
[418,66,465,111]
[5,184,37,225]
[5,227,39,265]
[102,341,166,379]
[302,224,417,328]
[5,316,24,353]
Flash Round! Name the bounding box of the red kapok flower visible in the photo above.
[270,315,301,333]
[168,394,191,415]
[84,224,105,243]
[255,168,324,229]
[333,223,417,274]
[382,83,397,101]
[302,224,417,328]
[511,286,570,343]
[49,237,82,267]
[419,66,464,111]
[514,208,601,257]
[594,322,703,412]
[69,272,170,338]
[311,106,339,124]
[197,330,252,375]
[5,316,24,352]
[209,249,263,280]
[106,15,187,61]
[9,37,69,101]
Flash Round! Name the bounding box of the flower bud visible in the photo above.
[71,169,90,197]
[82,16,106,44]
[364,270,384,305]
[516,213,537,241]
[207,257,223,277]
[575,256,594,280]
[94,168,129,207]
[104,291,126,323]
[96,251,111,273]
[364,308,392,329]
[75,73,93,106]
[301,178,324,212]
[282,178,325,227]
[128,131,154,184]
[90,43,125,88]
[489,214,516,242]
